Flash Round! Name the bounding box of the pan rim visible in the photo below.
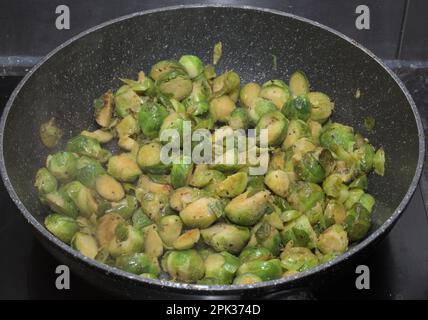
[0,4,425,294]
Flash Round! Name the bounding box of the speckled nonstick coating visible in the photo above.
[0,5,424,298]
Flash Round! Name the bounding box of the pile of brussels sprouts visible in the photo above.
[35,53,385,285]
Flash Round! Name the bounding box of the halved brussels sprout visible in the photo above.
[137,141,170,174]
[143,225,163,258]
[94,90,114,127]
[280,215,317,249]
[114,85,143,117]
[282,119,311,150]
[161,249,205,282]
[44,191,78,218]
[289,71,310,96]
[169,187,202,211]
[295,152,325,183]
[105,195,138,219]
[280,247,318,272]
[256,111,289,146]
[203,170,226,194]
[239,246,272,263]
[132,208,154,230]
[62,181,99,218]
[157,70,193,101]
[179,197,222,229]
[216,172,248,198]
[107,154,142,182]
[149,59,185,81]
[374,148,385,176]
[35,168,58,195]
[189,164,214,188]
[47,151,78,181]
[212,71,240,97]
[158,215,183,247]
[260,79,290,109]
[228,107,249,130]
[95,174,125,202]
[264,170,290,197]
[308,92,333,123]
[319,122,355,152]
[71,232,98,259]
[237,259,282,281]
[345,203,371,242]
[179,55,204,79]
[159,112,185,143]
[233,273,263,284]
[66,135,110,162]
[240,82,261,109]
[249,222,282,256]
[324,200,347,226]
[95,213,124,247]
[209,95,236,123]
[107,223,144,257]
[171,156,194,189]
[201,223,250,254]
[287,182,325,225]
[317,224,348,254]
[225,190,270,226]
[116,253,160,275]
[322,174,349,203]
[202,252,240,284]
[282,95,311,121]
[45,214,79,244]
[173,229,201,250]
[138,101,169,138]
[248,98,277,124]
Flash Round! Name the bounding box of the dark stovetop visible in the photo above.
[1,65,428,299]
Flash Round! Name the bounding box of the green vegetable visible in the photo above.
[201,223,250,254]
[237,259,283,281]
[45,214,79,243]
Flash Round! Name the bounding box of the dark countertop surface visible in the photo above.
[0,63,428,299]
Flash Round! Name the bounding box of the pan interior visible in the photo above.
[2,6,420,272]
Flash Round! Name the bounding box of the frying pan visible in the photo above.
[0,5,424,299]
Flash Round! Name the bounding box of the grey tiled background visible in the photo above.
[0,0,427,75]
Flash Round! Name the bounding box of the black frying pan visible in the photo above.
[0,5,424,299]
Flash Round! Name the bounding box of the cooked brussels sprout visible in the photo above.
[137,141,170,174]
[74,157,106,189]
[225,190,270,226]
[201,223,250,254]
[324,200,347,226]
[229,107,249,130]
[374,147,385,176]
[45,214,79,244]
[189,164,214,188]
[171,156,194,189]
[308,92,333,123]
[108,223,144,257]
[174,229,201,250]
[239,246,272,263]
[161,250,205,282]
[289,71,310,96]
[158,215,183,247]
[202,252,240,284]
[317,224,348,254]
[280,247,318,272]
[81,129,113,144]
[35,168,58,195]
[287,182,325,225]
[107,154,142,182]
[116,253,160,275]
[138,101,169,138]
[249,222,282,256]
[157,70,193,101]
[283,119,311,150]
[179,55,204,79]
[40,117,63,148]
[295,152,325,183]
[203,170,226,194]
[216,172,248,198]
[47,151,78,181]
[240,82,261,109]
[345,203,371,242]
[233,273,263,284]
[114,85,143,117]
[62,181,98,218]
[132,208,154,231]
[282,95,311,121]
[256,111,289,146]
[212,71,240,97]
[44,191,78,218]
[94,90,114,127]
[237,259,283,281]
[209,95,236,123]
[71,232,98,259]
[149,60,185,80]
[248,98,277,124]
[260,79,290,109]
[95,174,125,202]
[319,122,355,152]
[105,195,138,219]
[143,225,164,258]
[280,215,317,249]
[264,170,289,197]
[180,197,222,228]
[66,135,110,162]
